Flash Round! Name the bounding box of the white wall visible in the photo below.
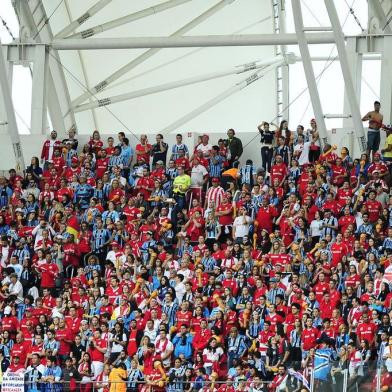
[0,129,265,172]
[0,127,375,173]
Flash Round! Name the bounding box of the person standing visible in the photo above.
[172,166,191,211]
[258,122,275,173]
[225,129,243,167]
[41,130,62,169]
[151,134,168,166]
[362,101,383,158]
[135,134,152,166]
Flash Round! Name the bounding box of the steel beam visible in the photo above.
[161,61,282,133]
[343,37,362,129]
[66,0,193,40]
[55,0,113,39]
[369,0,392,34]
[380,35,392,125]
[53,32,338,50]
[0,42,25,170]
[30,45,48,134]
[292,0,328,145]
[16,0,75,134]
[71,0,238,108]
[72,55,288,112]
[324,0,366,152]
[272,0,290,123]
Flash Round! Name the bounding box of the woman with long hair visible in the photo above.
[78,352,94,392]
[109,322,127,362]
[202,338,224,375]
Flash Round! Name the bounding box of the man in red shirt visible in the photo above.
[364,190,382,223]
[135,134,152,164]
[65,306,82,337]
[56,319,73,363]
[254,197,278,233]
[11,332,31,366]
[302,317,319,353]
[356,313,377,346]
[313,272,329,303]
[1,307,19,337]
[338,205,356,234]
[35,256,59,293]
[270,155,287,187]
[95,149,109,178]
[330,233,348,267]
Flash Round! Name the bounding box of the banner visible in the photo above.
[2,371,25,392]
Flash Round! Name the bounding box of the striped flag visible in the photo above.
[288,368,310,391]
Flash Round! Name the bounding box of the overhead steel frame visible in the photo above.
[324,0,366,152]
[71,0,238,108]
[72,55,291,112]
[292,0,329,145]
[0,42,25,170]
[272,0,290,124]
[53,33,338,50]
[55,0,113,39]
[14,0,76,135]
[64,0,193,40]
[161,60,285,133]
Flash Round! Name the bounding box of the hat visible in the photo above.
[156,160,164,165]
[4,305,12,315]
[269,277,279,283]
[146,230,153,235]
[111,241,119,247]
[71,156,79,163]
[211,177,220,183]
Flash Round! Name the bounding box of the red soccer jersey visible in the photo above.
[11,341,31,362]
[302,327,319,351]
[136,143,152,163]
[56,328,73,355]
[88,338,106,362]
[330,242,347,267]
[357,322,377,345]
[37,262,59,288]
[364,200,382,223]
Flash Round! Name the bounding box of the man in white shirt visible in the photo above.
[293,135,311,166]
[8,273,24,304]
[190,158,208,187]
[195,134,213,157]
[174,274,186,303]
[233,207,253,242]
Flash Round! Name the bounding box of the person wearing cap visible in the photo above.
[205,177,225,209]
[190,156,208,189]
[151,161,166,183]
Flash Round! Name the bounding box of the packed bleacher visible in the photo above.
[1,117,392,392]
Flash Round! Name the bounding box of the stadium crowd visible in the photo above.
[1,108,392,392]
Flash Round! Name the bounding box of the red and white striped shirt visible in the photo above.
[205,186,225,207]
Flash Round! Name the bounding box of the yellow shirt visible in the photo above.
[173,174,191,194]
[385,134,392,158]
[109,368,127,392]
